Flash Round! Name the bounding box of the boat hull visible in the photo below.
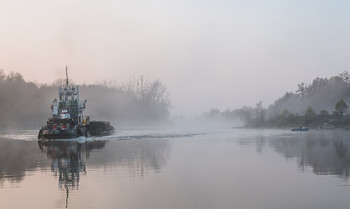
[291,128,309,132]
[38,133,80,139]
[38,121,114,140]
[89,121,114,136]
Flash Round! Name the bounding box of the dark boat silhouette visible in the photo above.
[38,67,114,139]
[291,126,309,132]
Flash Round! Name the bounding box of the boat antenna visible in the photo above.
[66,65,69,86]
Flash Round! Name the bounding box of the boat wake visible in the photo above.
[112,132,204,140]
[1,129,207,142]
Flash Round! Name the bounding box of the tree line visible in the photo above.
[202,71,350,129]
[0,70,171,129]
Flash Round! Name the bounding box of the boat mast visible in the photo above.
[66,65,69,86]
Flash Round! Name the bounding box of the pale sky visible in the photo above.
[0,0,349,116]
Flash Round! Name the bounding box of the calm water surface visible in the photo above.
[0,128,350,209]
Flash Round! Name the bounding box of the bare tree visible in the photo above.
[296,82,307,97]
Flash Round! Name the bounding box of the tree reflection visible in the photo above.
[266,132,350,179]
[38,139,106,208]
[0,139,47,184]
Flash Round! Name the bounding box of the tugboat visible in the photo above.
[38,67,114,139]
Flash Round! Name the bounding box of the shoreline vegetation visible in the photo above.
[202,71,350,130]
[2,70,350,130]
[0,70,170,129]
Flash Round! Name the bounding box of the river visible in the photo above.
[0,128,349,209]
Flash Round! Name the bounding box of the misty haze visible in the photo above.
[1,1,350,209]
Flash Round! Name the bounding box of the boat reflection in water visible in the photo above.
[38,139,107,208]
